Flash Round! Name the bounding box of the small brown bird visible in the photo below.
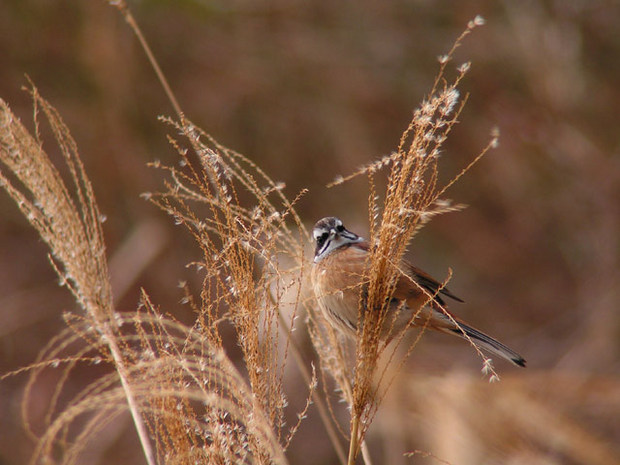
[311,217,526,367]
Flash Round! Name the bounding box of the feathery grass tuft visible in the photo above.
[0,88,158,465]
[0,89,313,465]
[308,19,500,463]
[1,9,500,465]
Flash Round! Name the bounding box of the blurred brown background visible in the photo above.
[1,1,618,464]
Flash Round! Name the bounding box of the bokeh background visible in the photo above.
[1,1,619,464]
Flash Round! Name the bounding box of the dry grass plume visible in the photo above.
[1,5,583,465]
[306,17,502,464]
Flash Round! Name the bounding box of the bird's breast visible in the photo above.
[311,246,368,335]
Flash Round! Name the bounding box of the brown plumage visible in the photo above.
[311,217,526,367]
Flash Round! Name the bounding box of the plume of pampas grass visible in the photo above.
[0,89,311,465]
[308,17,501,464]
[0,89,158,464]
[1,7,501,465]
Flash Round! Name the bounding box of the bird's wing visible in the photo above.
[404,264,464,305]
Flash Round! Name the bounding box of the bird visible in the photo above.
[310,216,526,367]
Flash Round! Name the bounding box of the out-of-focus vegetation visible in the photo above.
[1,1,618,464]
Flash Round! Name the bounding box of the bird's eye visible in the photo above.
[336,224,344,232]
[315,231,329,246]
[314,231,329,245]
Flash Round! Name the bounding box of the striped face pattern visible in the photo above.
[312,216,364,263]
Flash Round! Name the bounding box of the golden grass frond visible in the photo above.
[0,91,311,464]
[0,88,159,464]
[0,88,112,323]
[146,118,312,439]
[20,304,289,465]
[306,19,500,463]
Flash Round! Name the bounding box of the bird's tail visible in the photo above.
[447,321,526,367]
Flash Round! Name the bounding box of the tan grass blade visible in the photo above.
[0,90,160,465]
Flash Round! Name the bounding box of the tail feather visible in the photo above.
[449,322,526,367]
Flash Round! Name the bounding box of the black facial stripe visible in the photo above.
[317,238,331,257]
[315,231,328,247]
[341,230,358,241]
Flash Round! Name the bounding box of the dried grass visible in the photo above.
[0,5,556,465]
[0,88,307,464]
[306,17,502,463]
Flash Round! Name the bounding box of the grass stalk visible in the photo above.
[103,326,157,465]
[108,0,183,120]
[348,413,361,465]
[277,311,347,465]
